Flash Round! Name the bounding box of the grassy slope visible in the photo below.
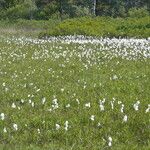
[0,36,150,149]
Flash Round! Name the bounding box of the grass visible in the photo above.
[0,19,60,37]
[0,35,150,150]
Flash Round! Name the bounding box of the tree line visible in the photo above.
[0,0,149,20]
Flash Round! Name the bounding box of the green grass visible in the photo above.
[0,35,150,150]
[0,19,60,37]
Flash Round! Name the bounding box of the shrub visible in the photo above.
[4,0,37,20]
[128,7,149,18]
[39,16,150,38]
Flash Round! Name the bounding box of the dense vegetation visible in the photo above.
[0,0,149,20]
[0,36,150,150]
[39,16,150,38]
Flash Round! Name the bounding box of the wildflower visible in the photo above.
[97,122,101,127]
[56,124,61,130]
[64,121,69,131]
[52,98,59,110]
[61,88,64,92]
[85,102,91,108]
[0,113,5,120]
[120,104,124,113]
[11,103,16,108]
[133,101,140,111]
[29,99,32,104]
[13,123,18,131]
[99,100,105,111]
[90,115,95,121]
[3,127,7,133]
[145,104,150,113]
[66,104,70,108]
[37,129,40,134]
[118,101,122,104]
[21,99,24,103]
[123,115,128,122]
[108,136,112,147]
[76,99,80,105]
[110,101,114,110]
[31,102,34,107]
[112,75,118,80]
[36,89,40,92]
[42,97,46,105]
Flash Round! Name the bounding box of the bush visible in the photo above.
[128,7,149,18]
[39,16,150,38]
[3,0,37,20]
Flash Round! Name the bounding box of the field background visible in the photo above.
[0,0,150,149]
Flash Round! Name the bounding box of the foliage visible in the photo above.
[0,0,149,20]
[2,0,37,20]
[128,7,149,18]
[39,16,150,38]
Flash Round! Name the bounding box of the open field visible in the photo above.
[0,35,150,150]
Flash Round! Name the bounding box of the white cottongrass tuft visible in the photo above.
[13,123,18,131]
[108,136,112,147]
[11,103,16,108]
[85,102,91,108]
[123,115,128,123]
[145,104,150,113]
[64,121,69,131]
[42,97,46,105]
[3,127,7,133]
[133,101,140,111]
[56,124,61,130]
[0,113,5,120]
[120,104,124,113]
[90,115,95,121]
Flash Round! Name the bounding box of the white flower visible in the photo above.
[108,136,112,142]
[11,103,16,108]
[56,124,61,130]
[118,101,122,104]
[61,88,64,92]
[36,89,40,92]
[97,122,101,127]
[133,101,140,111]
[37,129,40,134]
[85,102,91,108]
[99,99,105,111]
[21,99,24,103]
[123,115,128,122]
[108,136,112,147]
[66,104,70,108]
[64,121,69,131]
[3,127,7,133]
[108,141,112,147]
[0,113,5,120]
[120,104,124,113]
[52,98,59,110]
[112,75,118,80]
[145,104,150,113]
[110,101,114,110]
[29,99,32,104]
[42,97,46,105]
[13,123,18,131]
[76,99,80,105]
[31,102,34,107]
[90,115,95,121]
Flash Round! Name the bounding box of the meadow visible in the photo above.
[0,35,150,150]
